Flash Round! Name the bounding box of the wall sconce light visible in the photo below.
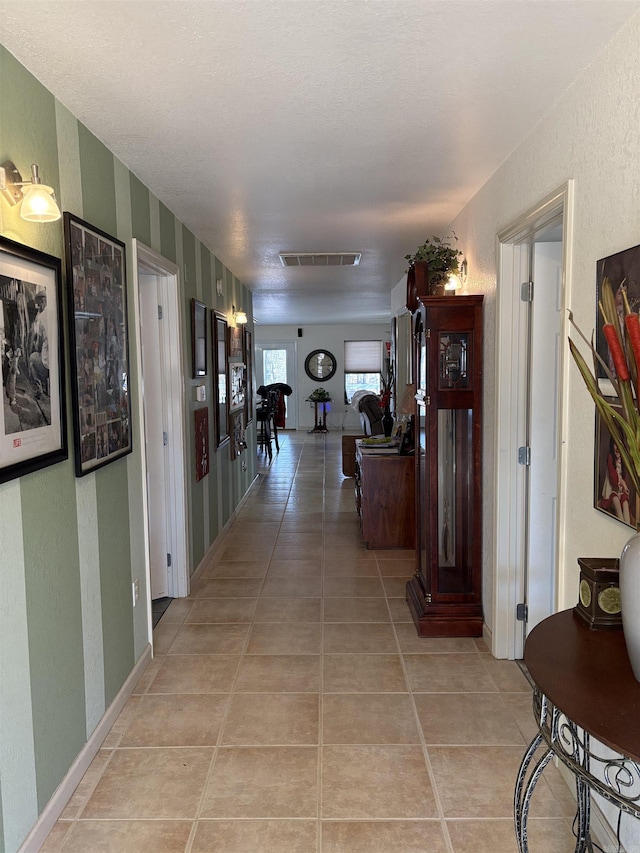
[0,161,62,223]
[460,257,468,285]
[233,305,248,325]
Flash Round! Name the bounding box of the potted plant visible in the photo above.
[405,233,463,297]
[306,387,332,403]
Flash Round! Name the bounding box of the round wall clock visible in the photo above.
[305,349,337,382]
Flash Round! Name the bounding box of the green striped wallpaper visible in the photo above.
[0,46,255,853]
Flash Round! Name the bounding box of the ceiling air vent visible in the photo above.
[279,252,361,268]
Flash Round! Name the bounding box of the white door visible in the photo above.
[133,242,189,601]
[138,274,169,599]
[494,183,573,660]
[255,341,298,429]
[525,240,563,635]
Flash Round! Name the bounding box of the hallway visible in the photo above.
[41,432,576,852]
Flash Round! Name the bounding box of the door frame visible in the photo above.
[131,240,190,602]
[255,341,298,429]
[492,182,575,659]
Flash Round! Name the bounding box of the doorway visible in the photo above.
[255,341,298,429]
[132,241,189,601]
[493,183,574,659]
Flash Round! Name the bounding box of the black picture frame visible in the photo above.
[191,298,207,378]
[230,362,246,412]
[212,311,229,448]
[228,324,243,360]
[596,243,640,386]
[230,408,247,459]
[244,327,253,425]
[594,398,637,530]
[64,213,132,476]
[0,236,67,482]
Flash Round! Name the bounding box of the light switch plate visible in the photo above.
[196,385,206,402]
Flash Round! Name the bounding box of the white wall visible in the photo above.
[444,12,640,846]
[447,8,640,631]
[255,323,390,431]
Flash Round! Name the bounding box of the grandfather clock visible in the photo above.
[406,295,484,637]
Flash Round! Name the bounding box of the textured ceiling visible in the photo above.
[1,0,639,324]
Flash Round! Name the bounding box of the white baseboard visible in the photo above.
[18,644,152,853]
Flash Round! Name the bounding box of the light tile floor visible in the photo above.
[41,432,579,852]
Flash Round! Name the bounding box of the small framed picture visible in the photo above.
[594,399,637,529]
[194,406,209,481]
[191,299,207,377]
[64,213,132,476]
[228,324,243,360]
[230,363,246,412]
[0,236,67,482]
[391,419,406,442]
[230,408,247,459]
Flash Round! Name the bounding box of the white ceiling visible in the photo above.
[1,0,639,325]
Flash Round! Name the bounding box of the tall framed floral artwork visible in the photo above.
[64,213,132,476]
[596,244,640,389]
[0,236,67,482]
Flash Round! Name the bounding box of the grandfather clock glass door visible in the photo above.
[407,296,484,637]
[414,309,428,599]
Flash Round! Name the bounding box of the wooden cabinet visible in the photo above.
[356,445,415,549]
[406,296,484,636]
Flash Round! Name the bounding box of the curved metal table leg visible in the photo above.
[515,733,554,853]
[574,776,594,853]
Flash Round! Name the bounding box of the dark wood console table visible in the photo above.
[515,609,640,852]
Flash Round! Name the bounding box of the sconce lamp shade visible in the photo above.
[20,184,61,222]
[0,160,61,223]
[233,307,248,324]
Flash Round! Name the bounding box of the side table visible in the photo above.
[308,400,330,433]
[515,609,640,851]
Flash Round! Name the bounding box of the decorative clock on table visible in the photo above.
[574,557,622,630]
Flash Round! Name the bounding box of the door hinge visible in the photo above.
[516,603,528,622]
[426,395,431,406]
[167,553,172,568]
[158,304,163,320]
[424,593,432,605]
[426,328,431,339]
[521,281,534,303]
[163,431,168,446]
[518,446,531,466]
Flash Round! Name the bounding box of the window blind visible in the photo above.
[344,340,383,373]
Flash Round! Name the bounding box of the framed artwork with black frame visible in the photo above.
[230,362,246,412]
[0,236,67,483]
[596,243,640,393]
[230,408,247,459]
[594,397,637,530]
[64,213,132,476]
[212,311,229,448]
[244,326,253,424]
[191,298,207,377]
[194,406,209,481]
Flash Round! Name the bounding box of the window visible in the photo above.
[263,349,287,386]
[344,340,383,403]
